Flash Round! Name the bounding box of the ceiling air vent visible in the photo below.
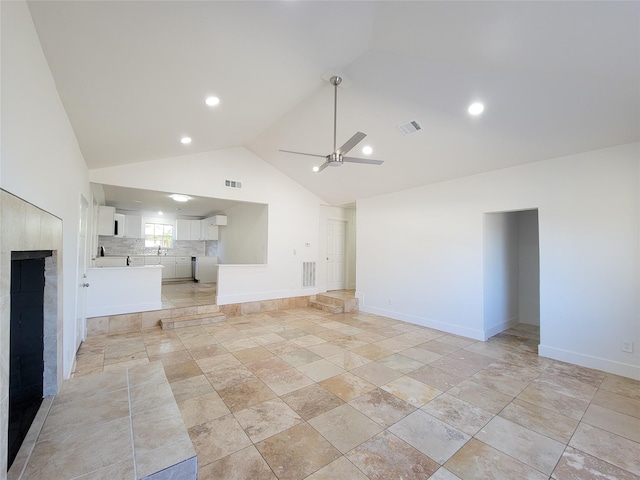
[224,180,242,189]
[397,120,422,136]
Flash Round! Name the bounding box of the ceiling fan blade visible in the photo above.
[336,132,366,155]
[315,162,329,173]
[279,149,326,159]
[342,156,384,165]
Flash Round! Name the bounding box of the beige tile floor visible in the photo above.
[73,309,640,480]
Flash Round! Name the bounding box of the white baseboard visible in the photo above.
[539,344,640,380]
[358,303,486,341]
[484,317,520,340]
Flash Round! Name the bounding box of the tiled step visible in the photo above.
[309,293,359,315]
[316,293,359,313]
[309,300,343,314]
[161,312,226,330]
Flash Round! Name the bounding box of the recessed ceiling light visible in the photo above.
[181,136,192,144]
[312,166,320,173]
[158,211,164,216]
[468,102,484,115]
[170,194,190,202]
[362,146,373,155]
[205,96,220,106]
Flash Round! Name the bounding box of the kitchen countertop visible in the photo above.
[88,265,163,269]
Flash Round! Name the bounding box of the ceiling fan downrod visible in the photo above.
[330,76,342,153]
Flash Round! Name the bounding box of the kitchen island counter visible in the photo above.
[86,265,163,317]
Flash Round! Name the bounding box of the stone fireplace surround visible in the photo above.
[1,190,63,474]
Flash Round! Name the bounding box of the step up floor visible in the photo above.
[309,290,359,314]
[160,311,226,330]
[308,300,344,314]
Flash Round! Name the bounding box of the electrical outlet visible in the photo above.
[387,298,392,305]
[622,341,633,353]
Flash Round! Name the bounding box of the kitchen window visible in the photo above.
[145,223,173,248]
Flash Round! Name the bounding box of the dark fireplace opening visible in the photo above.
[8,252,50,470]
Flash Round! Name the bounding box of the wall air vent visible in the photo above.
[397,120,422,136]
[224,180,242,189]
[302,262,316,288]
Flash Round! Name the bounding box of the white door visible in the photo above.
[327,220,346,291]
[75,195,89,350]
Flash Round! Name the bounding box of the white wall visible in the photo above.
[219,202,268,264]
[1,1,90,378]
[318,205,357,291]
[357,143,639,379]
[483,212,520,336]
[89,147,324,302]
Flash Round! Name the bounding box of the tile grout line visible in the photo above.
[15,395,55,480]
[126,368,138,480]
[78,312,639,479]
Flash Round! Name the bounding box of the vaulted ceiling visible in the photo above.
[28,1,639,205]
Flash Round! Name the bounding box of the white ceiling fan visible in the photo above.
[280,76,384,173]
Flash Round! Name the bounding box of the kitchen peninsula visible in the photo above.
[85,264,163,317]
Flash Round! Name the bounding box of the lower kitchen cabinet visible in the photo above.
[175,263,191,278]
[128,256,145,267]
[175,256,192,278]
[160,257,175,279]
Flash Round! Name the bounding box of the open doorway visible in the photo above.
[483,209,540,341]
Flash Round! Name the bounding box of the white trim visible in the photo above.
[358,303,486,341]
[484,316,520,340]
[539,344,640,380]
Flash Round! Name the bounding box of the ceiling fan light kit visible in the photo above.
[279,76,384,173]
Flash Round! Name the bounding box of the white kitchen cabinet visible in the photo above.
[97,206,115,236]
[210,215,227,226]
[114,214,125,237]
[124,215,142,238]
[202,214,226,240]
[160,256,175,279]
[176,219,202,241]
[190,220,202,240]
[144,256,161,265]
[202,218,219,240]
[205,225,219,240]
[175,256,192,278]
[176,219,191,241]
[128,256,145,267]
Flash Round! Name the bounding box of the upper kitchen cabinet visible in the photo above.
[190,220,201,240]
[115,213,142,238]
[203,224,218,241]
[202,215,227,241]
[176,219,203,241]
[124,215,142,238]
[114,213,125,237]
[98,206,116,236]
[209,215,227,226]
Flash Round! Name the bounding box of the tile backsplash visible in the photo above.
[97,237,217,257]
